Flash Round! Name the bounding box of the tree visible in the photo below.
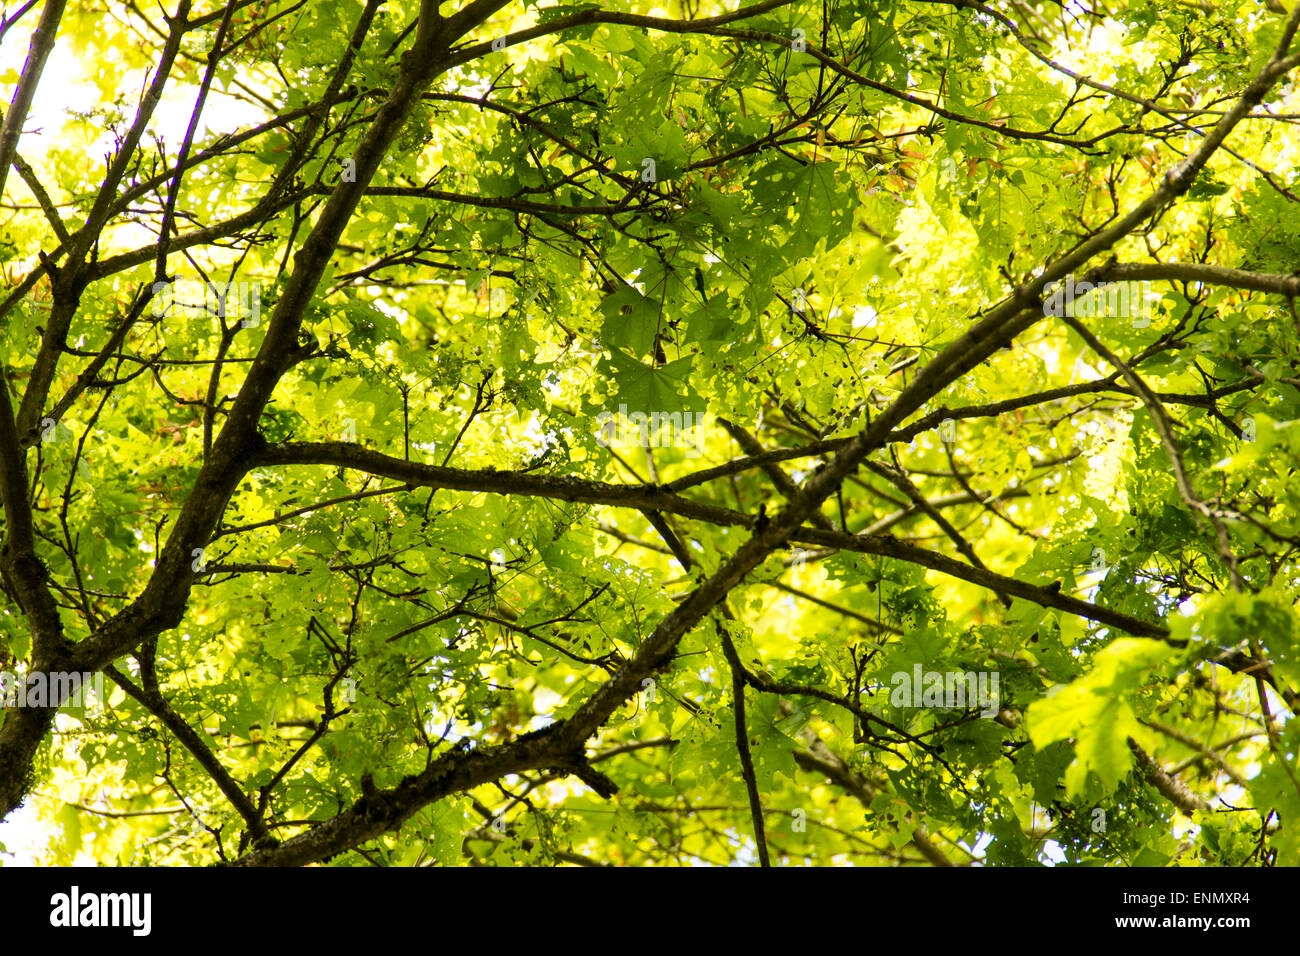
[1,0,1299,868]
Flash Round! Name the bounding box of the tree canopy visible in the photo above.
[2,0,1300,867]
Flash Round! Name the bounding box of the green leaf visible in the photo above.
[1027,640,1175,796]
[596,353,706,415]
[599,284,661,356]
